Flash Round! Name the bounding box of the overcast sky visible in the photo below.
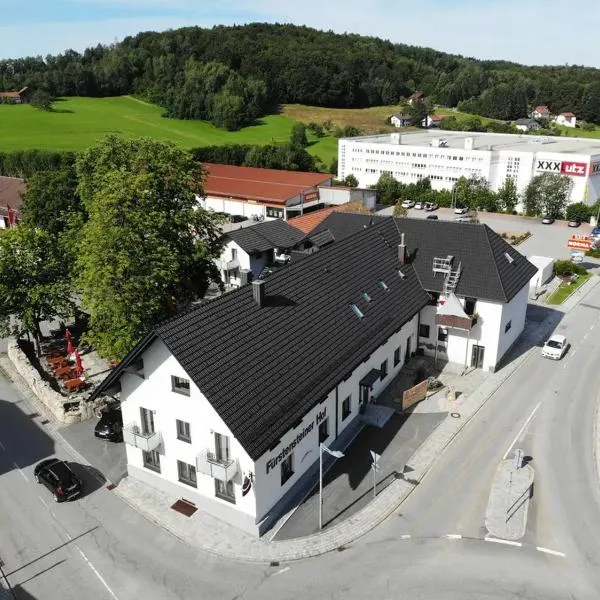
[1,0,598,67]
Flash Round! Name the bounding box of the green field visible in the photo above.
[0,96,338,166]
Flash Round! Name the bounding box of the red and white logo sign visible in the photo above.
[568,236,593,250]
[561,161,587,177]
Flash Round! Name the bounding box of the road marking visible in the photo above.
[442,534,462,539]
[38,496,48,509]
[484,536,522,547]
[503,401,542,459]
[583,333,589,340]
[14,462,28,482]
[272,567,290,576]
[76,547,119,600]
[400,534,411,540]
[0,440,5,451]
[536,546,566,557]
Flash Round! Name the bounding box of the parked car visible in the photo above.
[94,406,123,442]
[425,202,438,212]
[455,214,475,223]
[541,216,555,225]
[568,216,582,228]
[426,214,439,220]
[414,201,424,210]
[401,200,415,209]
[541,334,568,360]
[34,458,82,502]
[454,206,468,214]
[591,227,600,239]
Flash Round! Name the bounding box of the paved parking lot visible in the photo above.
[59,417,127,484]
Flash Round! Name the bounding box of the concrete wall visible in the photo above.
[496,284,529,364]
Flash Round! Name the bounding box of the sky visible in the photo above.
[1,0,599,67]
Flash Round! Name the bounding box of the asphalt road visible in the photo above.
[3,283,600,598]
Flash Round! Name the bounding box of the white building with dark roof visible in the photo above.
[338,130,600,207]
[91,216,535,536]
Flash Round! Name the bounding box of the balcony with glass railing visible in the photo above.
[123,423,162,452]
[196,449,238,482]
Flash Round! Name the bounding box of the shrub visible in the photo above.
[554,259,587,277]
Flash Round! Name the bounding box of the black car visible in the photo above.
[426,214,439,220]
[568,216,582,227]
[541,216,555,225]
[94,407,123,442]
[34,458,82,502]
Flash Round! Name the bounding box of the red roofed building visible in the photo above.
[0,87,30,104]
[198,163,334,221]
[532,105,551,120]
[554,112,577,128]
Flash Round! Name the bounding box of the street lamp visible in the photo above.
[319,443,345,530]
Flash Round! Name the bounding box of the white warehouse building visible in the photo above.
[338,131,600,206]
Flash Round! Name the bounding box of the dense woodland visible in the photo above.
[1,23,600,127]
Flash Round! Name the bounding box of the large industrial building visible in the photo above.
[338,131,600,206]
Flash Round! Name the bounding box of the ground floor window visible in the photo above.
[215,479,236,503]
[177,460,197,488]
[380,359,388,380]
[318,418,329,444]
[394,346,401,367]
[142,450,161,473]
[281,453,294,485]
[342,396,351,420]
[419,324,430,338]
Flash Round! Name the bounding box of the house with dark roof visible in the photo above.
[89,214,535,536]
[390,113,412,128]
[408,91,425,105]
[515,118,541,132]
[216,219,306,286]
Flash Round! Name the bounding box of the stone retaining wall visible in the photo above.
[7,339,102,425]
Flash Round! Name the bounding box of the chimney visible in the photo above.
[398,233,406,265]
[240,269,252,286]
[252,280,265,307]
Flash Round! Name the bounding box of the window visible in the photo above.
[419,324,431,338]
[281,454,294,485]
[342,396,351,420]
[142,450,161,473]
[266,207,284,219]
[171,375,190,396]
[231,248,237,260]
[394,347,401,367]
[505,320,512,333]
[177,460,197,488]
[464,298,477,316]
[176,419,191,443]
[438,329,448,341]
[380,360,388,380]
[215,479,236,503]
[318,418,329,444]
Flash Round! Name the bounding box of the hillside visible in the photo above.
[1,23,600,124]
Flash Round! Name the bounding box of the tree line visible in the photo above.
[1,23,600,126]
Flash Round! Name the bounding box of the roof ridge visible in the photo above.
[482,225,509,303]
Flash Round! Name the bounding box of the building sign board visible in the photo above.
[536,159,588,177]
[265,407,327,473]
[402,380,429,411]
[590,162,600,176]
[567,235,593,250]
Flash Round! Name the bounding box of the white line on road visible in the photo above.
[38,496,48,509]
[272,567,290,576]
[0,440,5,451]
[442,534,462,539]
[536,546,566,557]
[503,402,542,460]
[14,462,28,482]
[484,536,522,547]
[400,534,411,540]
[583,333,589,340]
[76,547,120,600]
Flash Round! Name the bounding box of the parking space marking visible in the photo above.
[484,536,522,547]
[38,496,48,509]
[14,462,28,482]
[76,546,119,600]
[536,546,566,557]
[272,567,290,576]
[442,534,462,539]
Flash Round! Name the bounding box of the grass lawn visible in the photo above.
[546,272,592,305]
[0,96,339,167]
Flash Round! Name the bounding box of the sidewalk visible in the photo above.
[110,300,568,563]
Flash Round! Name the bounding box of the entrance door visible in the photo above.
[359,384,370,406]
[140,407,154,435]
[214,432,230,463]
[471,345,485,369]
[405,335,412,363]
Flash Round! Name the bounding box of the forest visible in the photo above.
[1,23,600,127]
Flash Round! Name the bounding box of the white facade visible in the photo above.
[198,195,288,221]
[338,131,600,207]
[119,315,420,536]
[417,285,529,372]
[554,113,577,128]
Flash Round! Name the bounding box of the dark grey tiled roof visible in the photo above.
[92,219,430,460]
[226,219,305,253]
[309,213,536,302]
[308,229,336,248]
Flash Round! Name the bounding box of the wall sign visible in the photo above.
[590,163,600,176]
[536,159,587,177]
[266,407,327,473]
[536,160,560,173]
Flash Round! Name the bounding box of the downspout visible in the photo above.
[335,384,339,440]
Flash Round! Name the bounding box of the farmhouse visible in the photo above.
[390,113,412,128]
[422,114,443,128]
[532,105,551,120]
[90,214,535,536]
[0,87,30,104]
[514,118,540,132]
[554,112,577,128]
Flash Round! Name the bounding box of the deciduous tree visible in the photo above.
[496,177,519,214]
[523,173,571,217]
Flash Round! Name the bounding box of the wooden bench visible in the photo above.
[63,377,85,393]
